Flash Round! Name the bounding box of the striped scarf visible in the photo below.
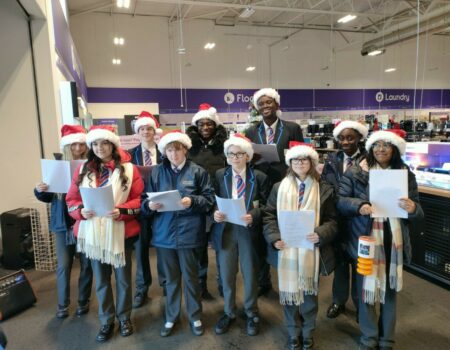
[277,175,321,305]
[363,162,404,304]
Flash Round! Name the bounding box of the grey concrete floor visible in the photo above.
[1,248,449,350]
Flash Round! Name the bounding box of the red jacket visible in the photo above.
[66,150,144,239]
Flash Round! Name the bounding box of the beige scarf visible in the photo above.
[277,175,321,305]
[77,163,133,268]
[362,160,404,304]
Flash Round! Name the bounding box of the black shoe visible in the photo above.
[215,314,235,335]
[287,336,301,350]
[132,292,148,309]
[246,315,260,336]
[119,319,133,337]
[56,305,69,319]
[96,324,114,343]
[302,338,314,350]
[201,288,214,301]
[326,303,345,319]
[190,320,204,336]
[160,322,175,337]
[258,284,272,297]
[75,301,89,317]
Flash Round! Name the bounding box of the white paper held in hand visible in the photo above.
[146,190,184,212]
[215,196,247,227]
[80,184,115,217]
[278,210,315,250]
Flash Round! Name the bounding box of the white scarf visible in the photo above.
[277,175,321,305]
[77,163,133,268]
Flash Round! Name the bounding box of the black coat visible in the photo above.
[263,179,337,275]
[337,163,424,263]
[211,165,270,250]
[186,124,227,186]
[245,119,304,185]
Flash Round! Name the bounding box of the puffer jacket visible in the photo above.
[34,191,74,234]
[337,163,424,263]
[263,179,338,276]
[141,158,215,249]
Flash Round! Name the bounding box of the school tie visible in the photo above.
[99,166,110,187]
[144,149,152,166]
[298,182,305,209]
[346,157,353,170]
[236,175,245,198]
[267,126,274,144]
[173,167,180,174]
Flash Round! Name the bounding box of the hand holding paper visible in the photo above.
[278,210,315,250]
[80,185,115,217]
[215,196,247,227]
[146,190,184,212]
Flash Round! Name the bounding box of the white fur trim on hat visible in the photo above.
[253,88,281,106]
[157,132,192,154]
[224,135,254,162]
[60,133,86,149]
[333,121,369,140]
[285,145,319,167]
[365,130,406,155]
[134,117,163,135]
[192,107,221,126]
[86,129,120,148]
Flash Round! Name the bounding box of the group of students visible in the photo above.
[34,87,423,350]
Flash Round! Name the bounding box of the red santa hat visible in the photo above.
[60,124,86,149]
[365,130,407,155]
[285,142,319,167]
[86,125,120,148]
[332,120,369,140]
[191,103,221,126]
[157,130,192,155]
[223,133,254,162]
[252,88,281,106]
[134,111,163,135]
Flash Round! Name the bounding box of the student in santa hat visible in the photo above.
[34,125,93,319]
[211,134,270,336]
[141,130,215,338]
[263,143,337,350]
[66,125,144,342]
[186,103,227,299]
[128,111,164,309]
[323,120,369,321]
[337,130,423,350]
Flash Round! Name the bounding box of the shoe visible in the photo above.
[302,338,314,350]
[190,320,204,336]
[215,314,235,335]
[246,315,260,336]
[75,301,89,317]
[119,319,133,337]
[160,322,175,337]
[286,336,301,350]
[56,305,69,319]
[257,284,272,297]
[326,303,345,319]
[96,323,114,342]
[132,292,148,309]
[201,288,214,301]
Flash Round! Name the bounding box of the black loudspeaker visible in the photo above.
[1,208,34,269]
[0,270,37,320]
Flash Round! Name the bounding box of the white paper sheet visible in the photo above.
[369,169,408,218]
[146,190,184,212]
[278,210,315,250]
[215,196,247,227]
[252,143,280,164]
[80,185,115,217]
[41,159,72,193]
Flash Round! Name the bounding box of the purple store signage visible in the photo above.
[87,87,450,113]
[52,0,88,100]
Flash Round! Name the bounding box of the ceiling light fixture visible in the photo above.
[337,14,357,23]
[204,42,216,50]
[246,66,256,72]
[177,47,186,55]
[113,37,125,45]
[367,49,385,56]
[117,0,130,9]
[385,67,396,72]
[239,7,256,18]
[112,58,121,65]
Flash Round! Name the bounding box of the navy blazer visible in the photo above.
[211,165,270,250]
[245,118,304,184]
[128,144,162,166]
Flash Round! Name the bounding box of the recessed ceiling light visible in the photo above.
[368,49,384,56]
[204,42,216,50]
[246,66,256,72]
[385,67,396,72]
[112,58,121,65]
[117,0,130,9]
[239,7,255,18]
[113,37,125,45]
[337,14,357,23]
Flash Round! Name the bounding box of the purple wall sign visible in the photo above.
[52,0,88,100]
[87,87,450,114]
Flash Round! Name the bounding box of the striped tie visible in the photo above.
[99,167,110,187]
[173,167,180,174]
[144,149,152,166]
[236,175,245,198]
[267,127,274,144]
[346,157,353,169]
[298,182,305,209]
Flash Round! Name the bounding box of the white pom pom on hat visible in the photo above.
[157,130,192,155]
[223,133,254,162]
[191,103,221,126]
[332,120,369,140]
[134,111,163,135]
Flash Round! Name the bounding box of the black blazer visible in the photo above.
[211,165,270,250]
[128,144,162,166]
[245,118,304,184]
